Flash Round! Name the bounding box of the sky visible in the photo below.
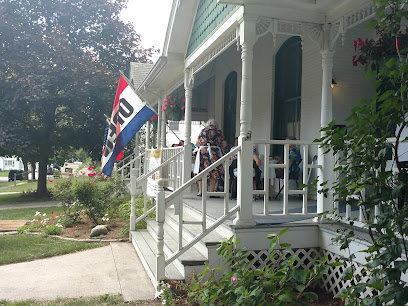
[121,0,173,62]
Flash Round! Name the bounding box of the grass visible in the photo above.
[0,234,102,265]
[0,294,160,305]
[0,171,9,177]
[0,181,42,193]
[0,192,55,205]
[0,206,65,220]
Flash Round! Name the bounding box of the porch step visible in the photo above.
[131,230,184,286]
[177,204,235,239]
[165,207,230,257]
[146,219,207,277]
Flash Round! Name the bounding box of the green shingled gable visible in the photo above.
[186,0,236,57]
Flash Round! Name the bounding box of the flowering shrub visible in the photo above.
[161,96,185,121]
[353,25,408,69]
[52,173,129,225]
[18,211,64,236]
[318,1,408,304]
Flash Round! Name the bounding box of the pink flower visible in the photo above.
[231,277,237,282]
[51,212,54,215]
[88,167,92,171]
[56,185,59,187]
[357,38,364,47]
[89,182,93,185]
[91,166,94,169]
[68,173,72,176]
[49,179,53,182]
[181,106,185,110]
[162,105,166,111]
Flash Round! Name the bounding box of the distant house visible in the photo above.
[0,157,24,171]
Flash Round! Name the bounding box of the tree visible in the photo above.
[0,0,158,195]
[319,0,408,304]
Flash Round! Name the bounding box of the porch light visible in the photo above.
[331,79,337,89]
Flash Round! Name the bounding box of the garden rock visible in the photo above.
[90,225,110,237]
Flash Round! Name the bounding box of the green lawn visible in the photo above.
[0,206,65,220]
[0,234,102,265]
[0,192,55,206]
[0,181,41,193]
[0,171,9,177]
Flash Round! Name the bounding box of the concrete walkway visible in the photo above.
[0,200,156,302]
[0,242,156,302]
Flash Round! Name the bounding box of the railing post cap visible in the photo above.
[157,179,166,187]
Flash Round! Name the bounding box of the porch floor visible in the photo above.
[180,185,319,226]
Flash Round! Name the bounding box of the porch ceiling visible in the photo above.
[220,0,372,23]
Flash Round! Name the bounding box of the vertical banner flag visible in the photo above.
[101,75,155,177]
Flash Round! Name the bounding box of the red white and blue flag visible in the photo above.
[101,75,154,177]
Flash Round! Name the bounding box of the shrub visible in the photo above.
[119,195,156,236]
[160,228,340,305]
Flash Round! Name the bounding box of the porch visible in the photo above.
[117,141,365,297]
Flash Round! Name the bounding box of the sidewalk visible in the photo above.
[0,242,156,302]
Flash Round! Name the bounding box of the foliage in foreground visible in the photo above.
[318,1,408,305]
[160,229,339,305]
[0,234,102,265]
[118,196,156,237]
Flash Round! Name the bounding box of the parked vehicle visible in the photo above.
[8,170,23,181]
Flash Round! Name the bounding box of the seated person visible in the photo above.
[229,137,262,198]
[253,147,262,190]
[274,136,301,179]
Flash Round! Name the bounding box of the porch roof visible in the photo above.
[137,0,374,104]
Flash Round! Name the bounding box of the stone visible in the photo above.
[90,225,109,237]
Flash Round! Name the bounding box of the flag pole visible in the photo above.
[118,71,183,144]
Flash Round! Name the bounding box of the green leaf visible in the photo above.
[296,284,306,293]
[303,292,318,300]
[328,262,344,267]
[278,294,293,302]
[278,228,290,237]
[366,19,378,29]
[385,57,398,68]
[291,268,307,284]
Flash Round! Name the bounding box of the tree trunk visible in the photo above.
[23,162,28,181]
[31,161,36,180]
[37,149,49,195]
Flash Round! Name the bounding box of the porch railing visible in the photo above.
[331,137,398,226]
[253,140,322,219]
[154,146,241,286]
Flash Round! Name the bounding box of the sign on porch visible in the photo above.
[147,149,162,197]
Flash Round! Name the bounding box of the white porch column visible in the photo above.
[318,24,335,214]
[161,98,167,148]
[133,132,140,173]
[157,99,162,149]
[146,120,151,150]
[183,68,194,184]
[234,15,257,227]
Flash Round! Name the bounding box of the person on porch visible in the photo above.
[274,136,302,178]
[193,119,226,197]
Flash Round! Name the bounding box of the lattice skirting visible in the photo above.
[244,248,374,298]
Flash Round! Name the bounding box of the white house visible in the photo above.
[0,156,24,171]
[122,0,395,296]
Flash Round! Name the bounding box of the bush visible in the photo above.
[160,229,340,305]
[52,174,130,225]
[118,195,156,236]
